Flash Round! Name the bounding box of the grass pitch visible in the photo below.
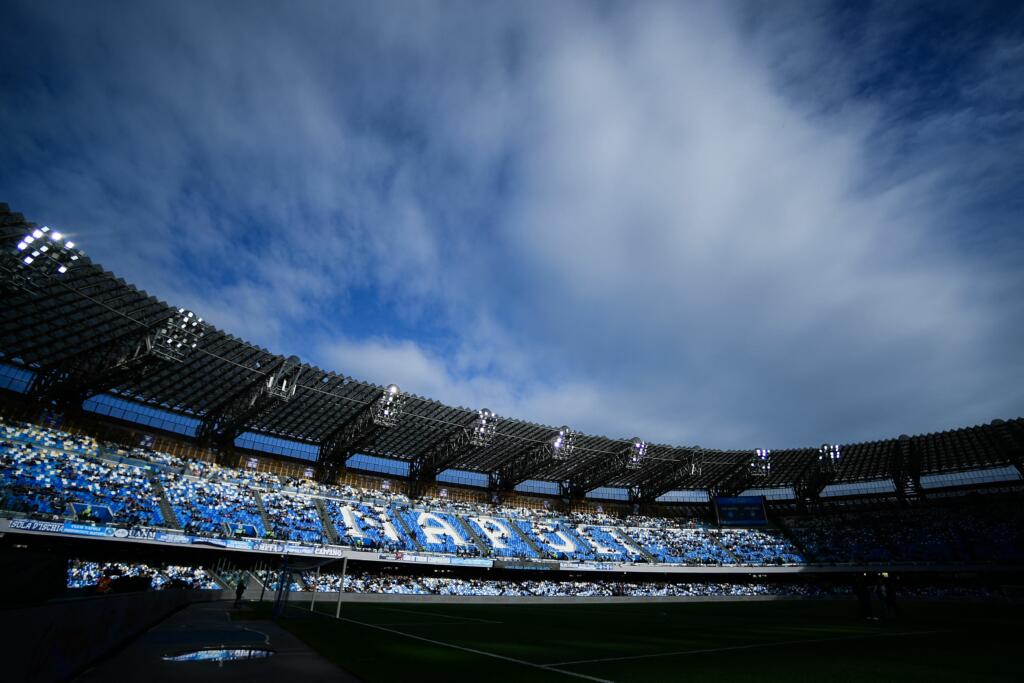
[271,599,1019,682]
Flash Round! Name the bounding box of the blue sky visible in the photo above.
[1,0,1021,449]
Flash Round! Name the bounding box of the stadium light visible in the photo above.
[819,443,841,473]
[624,437,648,470]
[550,426,577,461]
[265,372,297,400]
[7,225,84,290]
[373,384,406,427]
[750,448,771,477]
[151,308,206,362]
[265,356,303,401]
[470,408,497,447]
[689,447,705,476]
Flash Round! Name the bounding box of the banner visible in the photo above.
[494,559,558,571]
[313,545,346,557]
[449,558,492,567]
[62,522,113,538]
[155,531,191,544]
[560,561,617,571]
[3,515,481,566]
[8,518,64,533]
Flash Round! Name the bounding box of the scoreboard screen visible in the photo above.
[714,496,767,526]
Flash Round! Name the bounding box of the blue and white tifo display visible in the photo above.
[4,417,1024,567]
[0,418,806,567]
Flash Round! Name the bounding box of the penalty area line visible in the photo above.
[339,615,615,683]
[548,629,955,667]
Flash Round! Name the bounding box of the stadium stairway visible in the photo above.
[245,572,268,600]
[391,509,424,551]
[241,569,269,600]
[770,516,813,562]
[619,530,659,563]
[150,477,181,529]
[314,498,341,545]
[454,515,490,557]
[204,564,232,590]
[253,490,274,537]
[509,520,549,558]
[712,534,742,564]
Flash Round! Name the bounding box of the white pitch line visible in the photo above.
[340,616,615,683]
[548,629,953,667]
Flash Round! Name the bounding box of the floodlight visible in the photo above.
[373,384,406,427]
[550,426,577,461]
[470,408,497,447]
[152,308,206,362]
[750,448,771,477]
[624,437,648,470]
[266,370,299,401]
[819,443,841,473]
[689,448,705,476]
[8,225,85,284]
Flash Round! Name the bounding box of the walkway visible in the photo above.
[75,600,359,682]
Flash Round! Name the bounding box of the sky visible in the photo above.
[1,0,1022,450]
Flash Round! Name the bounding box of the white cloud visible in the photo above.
[2,1,1021,450]
[319,335,705,445]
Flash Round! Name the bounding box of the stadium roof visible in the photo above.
[2,203,1022,500]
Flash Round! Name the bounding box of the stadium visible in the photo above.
[3,3,1024,682]
[1,200,1022,681]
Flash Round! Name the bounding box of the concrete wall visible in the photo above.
[1,590,219,683]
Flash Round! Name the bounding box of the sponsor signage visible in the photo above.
[9,518,64,533]
[62,522,113,537]
[560,562,618,571]
[155,531,191,545]
[4,516,490,570]
[253,541,286,553]
[494,559,557,571]
[449,558,493,568]
[128,528,158,541]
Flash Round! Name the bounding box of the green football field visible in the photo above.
[268,598,1020,682]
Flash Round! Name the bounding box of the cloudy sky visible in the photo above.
[1,0,1021,449]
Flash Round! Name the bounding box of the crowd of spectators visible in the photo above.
[13,418,1019,570]
[0,420,818,567]
[293,570,844,598]
[66,560,219,590]
[261,491,324,543]
[717,529,804,565]
[465,516,539,558]
[324,499,409,551]
[628,527,735,565]
[161,473,266,537]
[1,437,163,525]
[784,504,1024,564]
[398,509,478,554]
